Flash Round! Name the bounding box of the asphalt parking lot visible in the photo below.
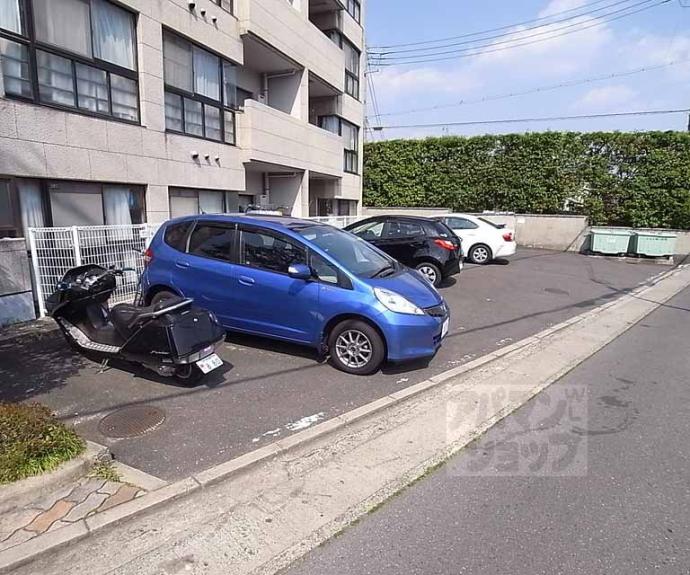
[0,249,668,481]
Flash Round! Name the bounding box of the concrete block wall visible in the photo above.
[0,239,36,327]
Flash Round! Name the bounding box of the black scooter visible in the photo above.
[46,264,226,383]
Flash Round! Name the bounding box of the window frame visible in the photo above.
[0,180,22,238]
[0,0,141,125]
[168,187,230,217]
[236,225,308,277]
[317,115,360,174]
[186,220,237,263]
[212,0,233,14]
[446,217,479,230]
[342,36,360,100]
[162,29,237,145]
[341,118,359,174]
[346,0,361,23]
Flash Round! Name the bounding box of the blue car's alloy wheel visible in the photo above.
[328,319,385,375]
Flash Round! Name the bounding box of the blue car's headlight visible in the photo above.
[374,287,424,316]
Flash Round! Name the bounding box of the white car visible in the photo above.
[435,214,517,264]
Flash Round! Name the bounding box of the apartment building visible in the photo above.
[0,0,365,238]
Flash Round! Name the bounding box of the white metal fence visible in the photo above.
[307,215,362,228]
[28,224,160,317]
[26,216,365,318]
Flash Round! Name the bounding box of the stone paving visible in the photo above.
[0,477,145,553]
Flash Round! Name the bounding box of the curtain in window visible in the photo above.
[204,105,221,141]
[165,92,183,131]
[184,98,203,136]
[17,179,45,231]
[92,0,136,70]
[33,0,92,57]
[163,32,192,91]
[110,74,138,121]
[199,191,224,214]
[223,61,237,108]
[37,50,75,107]
[343,41,359,75]
[0,0,21,33]
[76,63,109,113]
[0,38,32,97]
[103,185,132,225]
[320,116,340,135]
[342,121,358,151]
[193,46,220,101]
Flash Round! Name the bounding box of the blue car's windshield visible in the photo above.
[295,225,394,278]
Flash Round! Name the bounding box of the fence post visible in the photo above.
[27,228,47,318]
[71,226,82,266]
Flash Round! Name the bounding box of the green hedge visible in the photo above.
[0,403,85,484]
[363,131,690,229]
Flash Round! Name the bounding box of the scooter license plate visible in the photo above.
[196,353,223,374]
[441,318,449,339]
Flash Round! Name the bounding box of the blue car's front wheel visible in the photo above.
[328,319,385,376]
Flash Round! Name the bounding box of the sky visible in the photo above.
[364,0,690,140]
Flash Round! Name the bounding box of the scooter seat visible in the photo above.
[110,296,189,338]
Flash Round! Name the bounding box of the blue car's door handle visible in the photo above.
[239,275,255,286]
[175,260,190,269]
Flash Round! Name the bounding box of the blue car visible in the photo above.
[141,215,450,375]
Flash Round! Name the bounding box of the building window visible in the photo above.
[318,116,360,174]
[213,0,233,14]
[342,119,359,174]
[343,38,360,99]
[318,114,341,135]
[169,188,238,218]
[163,30,237,145]
[3,179,143,236]
[0,180,22,238]
[0,0,140,123]
[346,0,360,23]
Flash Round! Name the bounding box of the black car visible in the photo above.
[344,216,462,287]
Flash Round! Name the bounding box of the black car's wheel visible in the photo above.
[415,262,442,287]
[328,319,385,375]
[150,289,177,306]
[468,244,492,265]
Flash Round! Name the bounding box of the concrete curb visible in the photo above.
[0,264,685,573]
[0,441,108,516]
[0,318,59,345]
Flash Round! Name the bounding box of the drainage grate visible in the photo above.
[98,406,166,439]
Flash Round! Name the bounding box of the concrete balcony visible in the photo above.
[239,99,344,177]
[238,0,345,91]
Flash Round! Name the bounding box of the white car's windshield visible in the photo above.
[295,225,394,278]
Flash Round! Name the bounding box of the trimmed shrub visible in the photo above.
[363,131,690,229]
[0,403,85,484]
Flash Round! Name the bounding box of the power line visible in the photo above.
[369,0,642,55]
[369,0,618,49]
[370,109,690,131]
[365,58,690,119]
[371,0,670,66]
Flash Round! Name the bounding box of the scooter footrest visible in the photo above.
[60,319,121,354]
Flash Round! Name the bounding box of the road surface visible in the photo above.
[286,286,690,575]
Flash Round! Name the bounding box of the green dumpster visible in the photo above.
[631,231,677,257]
[589,229,632,255]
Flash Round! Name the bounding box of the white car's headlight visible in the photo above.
[374,287,424,315]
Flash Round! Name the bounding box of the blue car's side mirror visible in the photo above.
[288,263,312,280]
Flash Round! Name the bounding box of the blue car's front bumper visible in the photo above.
[375,305,449,362]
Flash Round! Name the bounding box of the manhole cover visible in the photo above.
[99,406,166,439]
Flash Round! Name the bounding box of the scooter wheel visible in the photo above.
[175,365,203,386]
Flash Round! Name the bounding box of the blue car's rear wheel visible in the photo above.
[328,320,385,375]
